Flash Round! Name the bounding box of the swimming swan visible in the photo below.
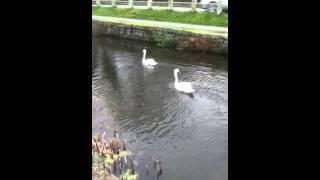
[173,68,194,93]
[142,49,157,66]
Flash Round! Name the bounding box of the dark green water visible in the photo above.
[92,36,228,180]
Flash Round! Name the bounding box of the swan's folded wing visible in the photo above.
[146,59,157,65]
[181,82,194,91]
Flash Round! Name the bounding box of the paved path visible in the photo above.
[92,16,228,36]
[93,5,212,12]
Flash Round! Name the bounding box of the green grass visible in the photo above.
[92,7,228,27]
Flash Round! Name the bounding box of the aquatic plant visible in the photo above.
[92,130,163,180]
[154,33,168,47]
[92,130,137,180]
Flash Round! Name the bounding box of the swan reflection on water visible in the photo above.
[143,65,155,72]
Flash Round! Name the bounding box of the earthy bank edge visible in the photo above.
[92,19,228,55]
[93,131,163,180]
[93,131,137,180]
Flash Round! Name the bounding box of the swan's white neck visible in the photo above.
[142,51,146,61]
[174,71,179,83]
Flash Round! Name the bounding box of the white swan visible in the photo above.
[142,49,157,66]
[174,68,194,93]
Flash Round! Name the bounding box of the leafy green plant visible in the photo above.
[154,33,168,47]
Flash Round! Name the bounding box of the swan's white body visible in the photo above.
[142,49,157,66]
[174,68,194,93]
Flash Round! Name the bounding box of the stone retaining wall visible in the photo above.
[93,20,228,54]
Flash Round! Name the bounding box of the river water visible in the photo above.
[92,36,228,180]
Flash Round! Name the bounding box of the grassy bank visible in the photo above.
[92,7,228,27]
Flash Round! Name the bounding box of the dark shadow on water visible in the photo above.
[177,91,194,98]
[186,93,194,99]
